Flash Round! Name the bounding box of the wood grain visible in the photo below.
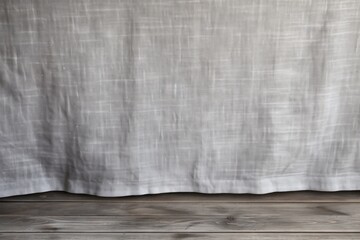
[1,191,359,237]
[1,233,360,240]
[1,212,359,232]
[2,191,360,202]
[0,202,358,217]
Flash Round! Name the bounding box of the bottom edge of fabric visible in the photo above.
[1,174,360,198]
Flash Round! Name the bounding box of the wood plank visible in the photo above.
[1,233,360,240]
[0,202,359,217]
[2,191,360,202]
[0,202,359,232]
[0,215,359,232]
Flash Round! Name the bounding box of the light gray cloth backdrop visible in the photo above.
[1,0,360,198]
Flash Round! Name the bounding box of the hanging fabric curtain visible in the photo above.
[1,0,360,198]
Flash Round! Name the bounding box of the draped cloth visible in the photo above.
[1,0,360,198]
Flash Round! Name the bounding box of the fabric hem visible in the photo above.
[1,174,360,198]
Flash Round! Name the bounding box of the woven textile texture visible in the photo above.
[1,0,360,197]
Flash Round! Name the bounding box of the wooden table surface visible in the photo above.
[1,191,360,239]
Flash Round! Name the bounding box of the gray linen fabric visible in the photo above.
[1,0,360,198]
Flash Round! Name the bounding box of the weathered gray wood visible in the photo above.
[2,191,360,202]
[1,192,360,236]
[1,233,360,240]
[0,209,359,233]
[0,202,359,217]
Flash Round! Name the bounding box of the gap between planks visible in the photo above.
[0,233,360,240]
